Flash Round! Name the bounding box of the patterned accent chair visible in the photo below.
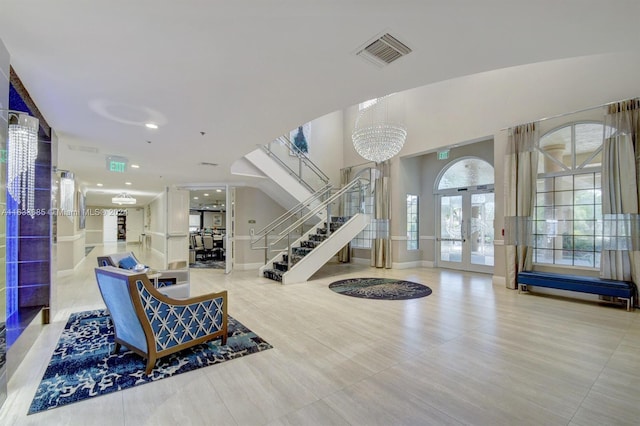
[94,266,228,374]
[97,252,190,298]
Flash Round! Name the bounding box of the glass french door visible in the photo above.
[438,191,494,273]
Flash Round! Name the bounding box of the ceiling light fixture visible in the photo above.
[131,164,140,168]
[145,123,158,129]
[216,189,222,193]
[352,94,407,163]
[125,182,132,185]
[4,110,39,217]
[112,193,136,205]
[96,183,103,187]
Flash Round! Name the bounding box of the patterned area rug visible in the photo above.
[329,278,432,300]
[28,309,272,415]
[189,259,225,269]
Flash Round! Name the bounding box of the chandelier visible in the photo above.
[7,111,39,218]
[112,193,136,205]
[352,94,407,163]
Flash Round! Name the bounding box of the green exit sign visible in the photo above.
[437,150,449,160]
[107,156,128,173]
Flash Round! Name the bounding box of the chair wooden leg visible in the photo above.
[113,342,121,354]
[145,356,156,375]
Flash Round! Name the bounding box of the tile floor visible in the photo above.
[0,243,639,425]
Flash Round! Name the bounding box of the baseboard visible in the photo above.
[57,255,87,277]
[234,262,264,271]
[421,260,434,268]
[492,275,506,287]
[391,261,423,269]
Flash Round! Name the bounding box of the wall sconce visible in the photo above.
[59,170,75,217]
[4,110,39,218]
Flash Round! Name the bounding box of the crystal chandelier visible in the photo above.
[112,193,136,205]
[7,112,39,218]
[352,94,407,163]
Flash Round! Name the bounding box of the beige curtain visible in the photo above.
[601,98,640,284]
[504,123,539,289]
[338,167,352,263]
[372,161,391,268]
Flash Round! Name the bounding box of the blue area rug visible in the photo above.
[28,309,272,415]
[329,278,432,300]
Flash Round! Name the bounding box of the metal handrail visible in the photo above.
[250,183,332,244]
[261,136,330,193]
[270,177,367,248]
[278,135,330,184]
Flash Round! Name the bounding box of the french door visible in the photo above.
[438,191,494,273]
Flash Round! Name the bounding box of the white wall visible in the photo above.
[125,208,144,244]
[336,52,640,281]
[103,213,117,243]
[304,110,344,186]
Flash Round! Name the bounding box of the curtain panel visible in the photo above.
[504,123,539,289]
[601,98,640,284]
[372,161,391,268]
[338,167,352,263]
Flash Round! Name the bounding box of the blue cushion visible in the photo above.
[118,256,138,270]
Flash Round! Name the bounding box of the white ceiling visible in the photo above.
[1,1,638,207]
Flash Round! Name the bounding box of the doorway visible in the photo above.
[435,157,495,274]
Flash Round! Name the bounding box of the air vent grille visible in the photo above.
[357,33,412,67]
[67,144,99,154]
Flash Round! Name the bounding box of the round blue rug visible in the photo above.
[329,278,432,300]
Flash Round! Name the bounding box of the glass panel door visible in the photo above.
[470,193,494,271]
[439,195,463,267]
[438,192,494,273]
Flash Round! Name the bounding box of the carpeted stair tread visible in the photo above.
[263,269,283,281]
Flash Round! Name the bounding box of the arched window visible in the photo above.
[533,122,603,268]
[437,158,494,191]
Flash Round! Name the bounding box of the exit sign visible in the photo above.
[107,156,128,173]
[437,150,450,160]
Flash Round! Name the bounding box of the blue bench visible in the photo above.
[517,271,636,311]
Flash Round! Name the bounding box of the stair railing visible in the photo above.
[262,136,330,193]
[269,177,368,270]
[250,183,333,263]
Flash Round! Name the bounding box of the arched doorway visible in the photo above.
[436,157,495,273]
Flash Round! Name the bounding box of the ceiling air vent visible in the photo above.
[67,144,99,154]
[356,33,412,67]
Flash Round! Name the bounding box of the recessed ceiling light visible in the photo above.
[203,193,209,196]
[97,183,103,187]
[216,189,222,193]
[131,164,140,168]
[222,204,225,207]
[193,196,199,200]
[145,123,158,129]
[125,182,132,185]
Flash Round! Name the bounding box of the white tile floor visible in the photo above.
[1,243,639,425]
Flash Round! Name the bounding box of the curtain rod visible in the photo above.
[500,96,640,131]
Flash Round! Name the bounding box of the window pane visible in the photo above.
[539,126,572,170]
[574,174,594,189]
[555,191,573,205]
[574,205,594,220]
[574,236,595,251]
[555,175,573,191]
[438,158,494,189]
[574,190,595,205]
[537,178,553,192]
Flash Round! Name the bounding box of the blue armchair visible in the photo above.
[94,266,228,374]
[97,251,190,298]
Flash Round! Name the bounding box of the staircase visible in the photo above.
[262,215,367,283]
[243,134,371,285]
